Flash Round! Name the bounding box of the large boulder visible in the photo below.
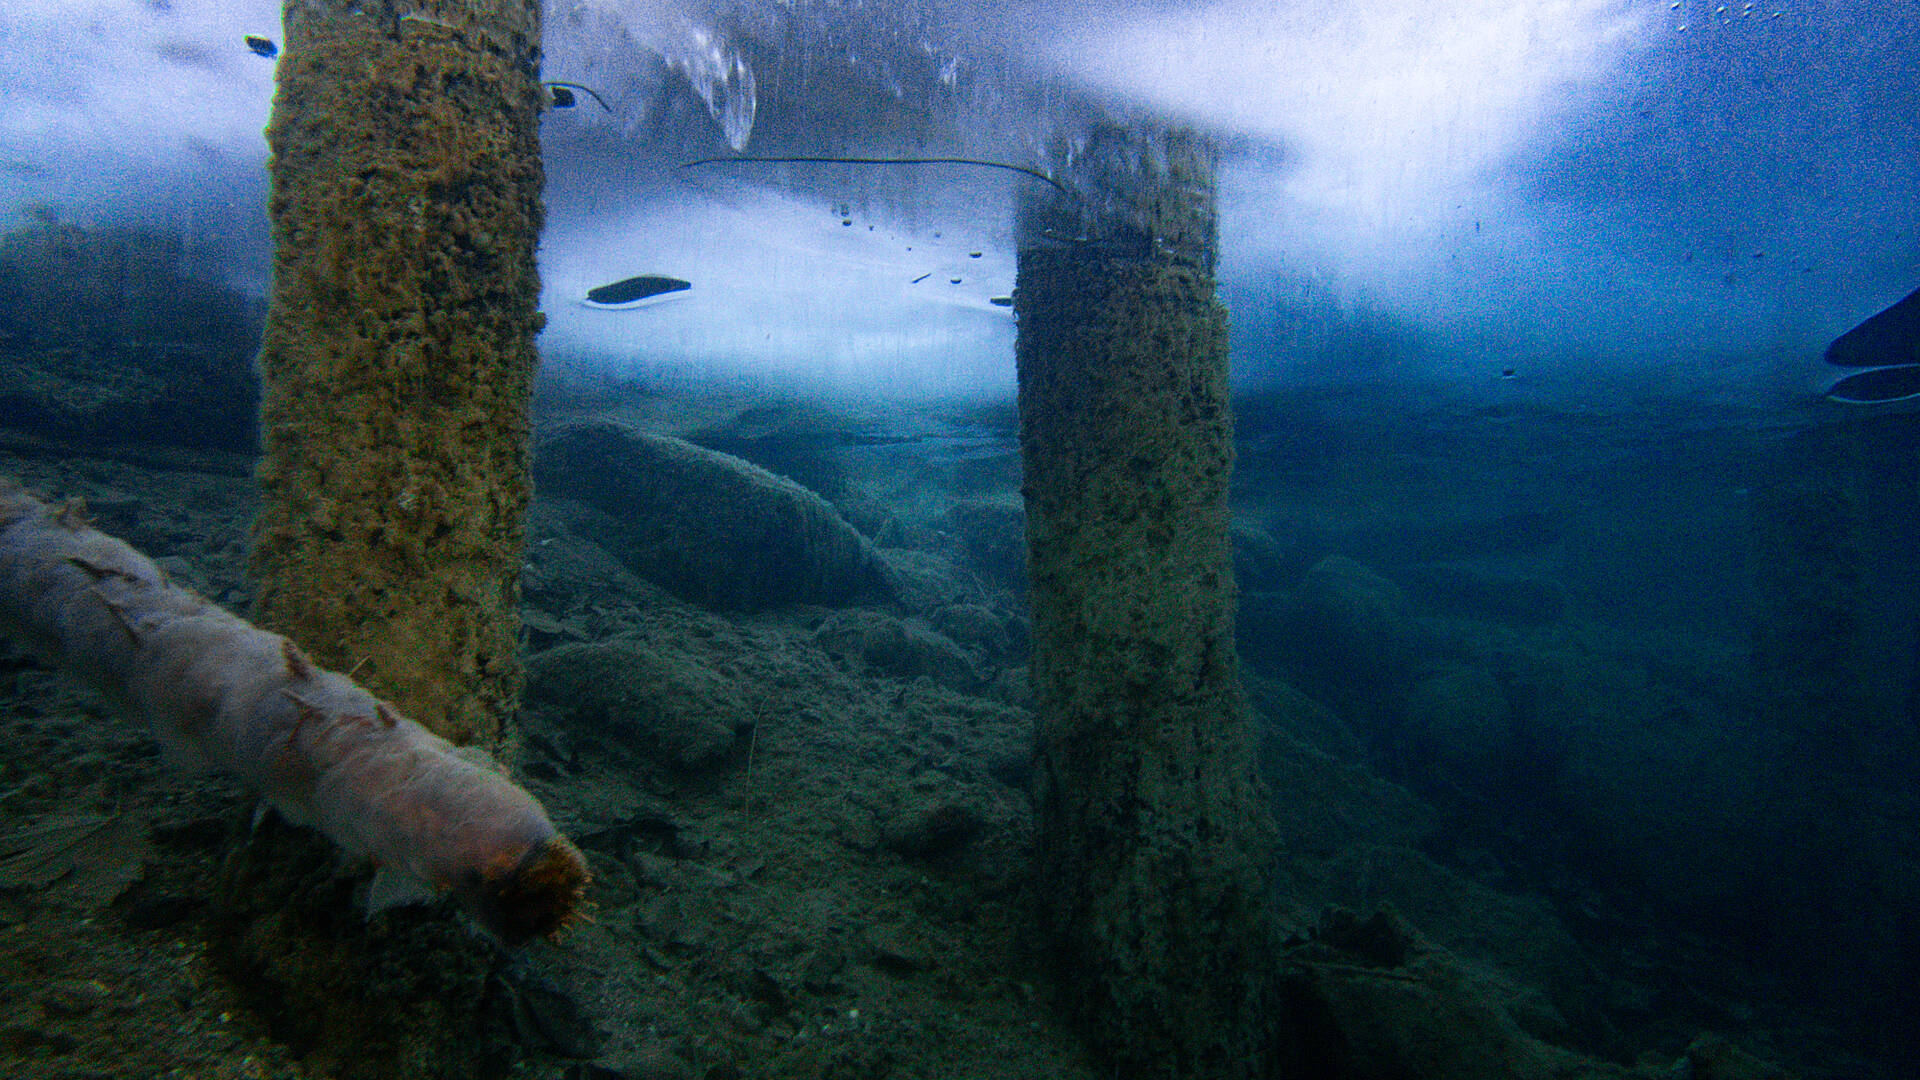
[1403,662,1518,792]
[534,422,894,611]
[939,496,1027,590]
[812,609,978,690]
[524,640,746,772]
[1393,562,1569,627]
[0,219,262,452]
[1244,555,1424,722]
[1280,907,1645,1080]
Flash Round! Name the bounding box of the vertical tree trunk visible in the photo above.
[1015,125,1278,1077]
[252,0,545,752]
[221,4,547,1076]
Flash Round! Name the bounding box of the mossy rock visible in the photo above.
[813,609,978,689]
[1404,662,1516,791]
[525,640,745,771]
[1269,555,1421,712]
[1282,907,1652,1080]
[534,422,894,611]
[0,220,261,452]
[1394,562,1569,627]
[941,496,1027,590]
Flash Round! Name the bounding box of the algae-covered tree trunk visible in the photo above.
[225,3,548,1076]
[1015,126,1278,1077]
[252,0,545,752]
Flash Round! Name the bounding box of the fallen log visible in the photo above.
[0,477,587,944]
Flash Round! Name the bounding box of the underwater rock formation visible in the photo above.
[1296,555,1421,681]
[1281,907,1639,1080]
[1243,555,1424,733]
[940,496,1029,590]
[1393,562,1569,627]
[0,478,587,945]
[535,421,895,611]
[0,218,263,452]
[526,639,746,772]
[812,608,979,689]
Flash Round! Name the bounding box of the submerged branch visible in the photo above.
[0,477,588,945]
[681,155,1073,197]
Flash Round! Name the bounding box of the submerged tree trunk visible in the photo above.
[226,3,549,1077]
[1014,125,1279,1077]
[252,0,545,752]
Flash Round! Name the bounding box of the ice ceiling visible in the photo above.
[2,0,1916,397]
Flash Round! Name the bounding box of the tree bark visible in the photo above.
[224,3,553,1075]
[1015,125,1279,1078]
[251,0,546,752]
[0,480,585,945]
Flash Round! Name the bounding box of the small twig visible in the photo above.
[1292,959,1422,982]
[739,720,759,818]
[681,155,1072,197]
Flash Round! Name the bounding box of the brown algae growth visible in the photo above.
[251,0,547,749]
